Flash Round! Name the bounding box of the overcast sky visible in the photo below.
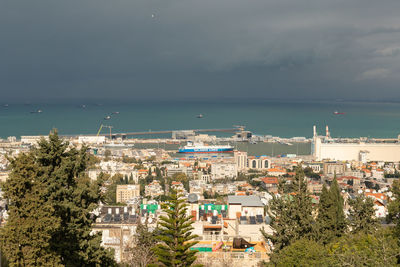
[1,0,400,102]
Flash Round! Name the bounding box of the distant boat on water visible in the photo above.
[112,111,120,115]
[333,111,345,115]
[196,114,203,118]
[104,115,111,120]
[30,109,42,114]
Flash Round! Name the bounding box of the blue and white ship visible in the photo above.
[178,142,233,153]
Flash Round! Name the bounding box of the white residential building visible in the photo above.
[145,181,164,197]
[227,195,264,220]
[166,165,194,178]
[211,162,237,180]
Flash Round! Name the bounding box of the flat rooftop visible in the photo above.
[227,196,264,207]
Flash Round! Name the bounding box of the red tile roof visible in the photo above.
[365,192,387,201]
[261,177,279,184]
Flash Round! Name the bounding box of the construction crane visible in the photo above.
[96,124,113,140]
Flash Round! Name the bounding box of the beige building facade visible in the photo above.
[234,151,248,171]
[116,185,140,203]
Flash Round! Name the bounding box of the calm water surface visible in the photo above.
[1,101,400,139]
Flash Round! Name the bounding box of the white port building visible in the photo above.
[78,135,106,144]
[312,126,400,162]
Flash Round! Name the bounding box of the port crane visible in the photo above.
[96,124,113,141]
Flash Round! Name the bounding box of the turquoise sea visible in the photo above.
[1,100,400,139]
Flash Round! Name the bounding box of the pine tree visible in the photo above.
[153,190,199,266]
[0,131,116,266]
[262,166,314,251]
[348,194,378,234]
[315,178,347,244]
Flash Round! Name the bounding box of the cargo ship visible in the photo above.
[178,142,233,153]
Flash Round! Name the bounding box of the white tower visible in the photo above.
[312,125,321,160]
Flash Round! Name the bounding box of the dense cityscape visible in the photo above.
[1,125,400,266]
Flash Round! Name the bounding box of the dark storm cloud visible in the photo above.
[1,0,400,102]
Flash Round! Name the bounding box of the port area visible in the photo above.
[117,140,311,157]
[191,240,270,267]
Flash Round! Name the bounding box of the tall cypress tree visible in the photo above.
[0,131,115,266]
[315,178,346,244]
[331,177,346,232]
[315,184,331,242]
[153,190,199,266]
[262,166,314,251]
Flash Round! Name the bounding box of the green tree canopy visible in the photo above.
[262,166,314,251]
[388,179,400,238]
[328,228,400,266]
[348,193,379,234]
[268,228,400,267]
[267,238,331,267]
[0,131,115,266]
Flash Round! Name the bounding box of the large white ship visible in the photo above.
[178,142,233,153]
